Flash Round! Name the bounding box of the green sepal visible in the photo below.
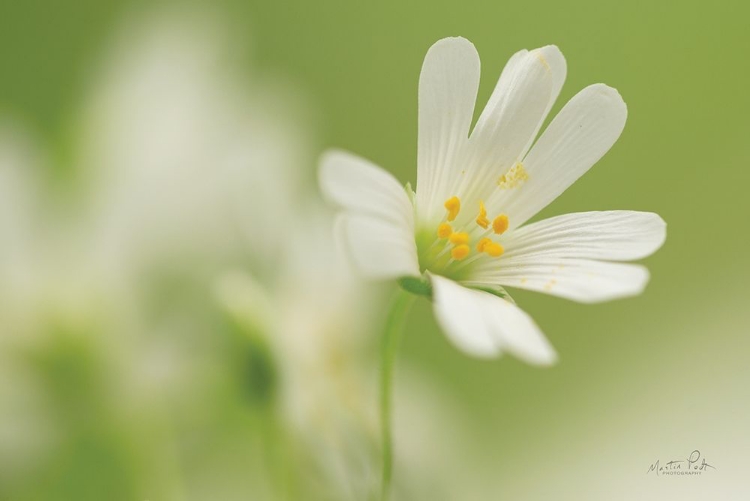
[404,182,416,206]
[398,275,432,298]
[399,275,514,303]
[472,285,516,304]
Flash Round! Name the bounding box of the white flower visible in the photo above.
[320,37,666,365]
[0,10,329,499]
[215,207,381,498]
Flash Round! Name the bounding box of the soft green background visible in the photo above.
[1,0,748,499]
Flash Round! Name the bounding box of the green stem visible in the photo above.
[380,289,415,501]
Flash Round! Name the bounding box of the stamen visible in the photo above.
[431,198,509,269]
[451,244,470,260]
[485,242,504,257]
[437,223,453,239]
[444,196,461,221]
[476,237,492,253]
[492,214,509,235]
[497,162,529,189]
[476,200,490,229]
[448,232,469,245]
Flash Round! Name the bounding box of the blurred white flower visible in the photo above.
[0,8,313,333]
[0,7,316,500]
[78,8,312,278]
[215,199,382,499]
[320,37,666,365]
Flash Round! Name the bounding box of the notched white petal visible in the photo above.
[430,274,557,365]
[431,274,500,358]
[530,45,567,125]
[467,49,554,202]
[416,37,480,224]
[319,149,414,228]
[338,214,420,280]
[503,211,667,261]
[468,258,650,304]
[502,83,628,227]
[483,292,558,366]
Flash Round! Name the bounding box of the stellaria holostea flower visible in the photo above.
[320,37,666,365]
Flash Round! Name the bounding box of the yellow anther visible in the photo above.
[476,200,490,229]
[498,162,529,189]
[476,237,492,253]
[437,223,453,239]
[485,242,505,257]
[449,232,469,245]
[444,196,461,221]
[492,214,509,235]
[451,244,470,260]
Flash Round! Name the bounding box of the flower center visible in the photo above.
[416,195,510,279]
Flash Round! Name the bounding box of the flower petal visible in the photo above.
[431,274,556,365]
[416,37,480,225]
[319,149,414,229]
[502,211,667,261]
[491,84,627,228]
[474,46,566,156]
[534,45,567,126]
[337,214,420,280]
[467,257,650,303]
[457,48,558,214]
